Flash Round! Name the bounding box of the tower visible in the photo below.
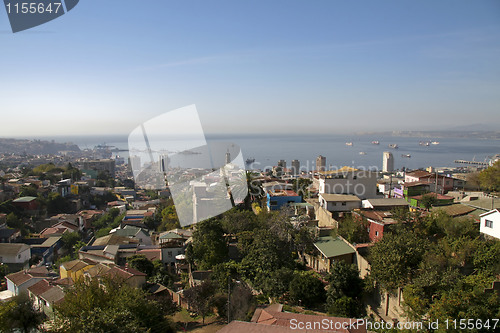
[316,155,326,172]
[291,160,300,176]
[383,151,394,172]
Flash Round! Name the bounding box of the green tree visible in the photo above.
[188,219,228,270]
[50,277,176,333]
[336,214,370,244]
[288,271,326,308]
[368,230,427,291]
[420,193,437,210]
[0,294,44,333]
[478,160,500,192]
[127,255,155,277]
[61,232,81,253]
[326,261,364,317]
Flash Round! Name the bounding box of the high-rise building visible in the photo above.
[316,155,326,172]
[278,160,286,169]
[383,151,394,172]
[225,150,231,165]
[291,160,300,176]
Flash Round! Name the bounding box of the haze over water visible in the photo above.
[30,134,499,172]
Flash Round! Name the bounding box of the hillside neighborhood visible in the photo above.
[0,141,499,332]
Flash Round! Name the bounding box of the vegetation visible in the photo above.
[367,210,500,327]
[0,294,44,333]
[326,261,364,317]
[335,214,370,244]
[49,277,177,333]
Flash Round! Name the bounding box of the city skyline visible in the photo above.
[1,0,500,136]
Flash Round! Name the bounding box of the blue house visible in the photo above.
[266,189,302,211]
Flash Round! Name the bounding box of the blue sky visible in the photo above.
[1,0,499,136]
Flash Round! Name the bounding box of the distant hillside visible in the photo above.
[357,130,500,140]
[0,138,80,155]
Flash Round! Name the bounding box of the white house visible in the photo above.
[480,209,500,240]
[318,167,378,200]
[0,243,30,265]
[319,193,361,212]
[5,267,52,296]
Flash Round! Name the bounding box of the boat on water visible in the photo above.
[388,144,398,149]
[401,154,411,158]
[359,152,367,155]
[245,158,255,164]
[431,141,440,145]
[419,141,430,146]
[371,141,380,145]
[345,142,353,146]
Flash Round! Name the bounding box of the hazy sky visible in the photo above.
[1,0,499,136]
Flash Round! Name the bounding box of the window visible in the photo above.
[270,200,278,206]
[18,254,21,259]
[353,176,357,180]
[375,231,379,236]
[485,219,493,228]
[341,202,347,206]
[168,251,172,257]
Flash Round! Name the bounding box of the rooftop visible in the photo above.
[313,236,356,258]
[319,193,361,202]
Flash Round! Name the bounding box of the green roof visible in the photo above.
[159,232,184,240]
[314,236,355,258]
[13,196,37,203]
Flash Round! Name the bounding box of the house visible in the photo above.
[431,204,476,218]
[77,210,104,230]
[480,209,500,240]
[5,266,54,296]
[319,193,361,212]
[394,182,431,200]
[405,170,455,193]
[0,226,21,243]
[158,231,187,268]
[12,196,38,212]
[409,193,454,209]
[305,236,356,274]
[83,263,146,288]
[220,304,368,333]
[266,189,302,211]
[28,279,65,316]
[40,221,79,237]
[0,243,31,267]
[318,167,378,200]
[356,210,398,242]
[361,198,409,210]
[29,236,62,265]
[59,258,96,281]
[110,225,152,245]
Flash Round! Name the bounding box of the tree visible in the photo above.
[336,214,370,244]
[420,193,437,211]
[188,219,228,270]
[61,232,81,253]
[478,160,500,192]
[326,261,364,317]
[0,294,44,333]
[288,271,326,308]
[368,230,427,291]
[183,280,217,325]
[127,255,155,277]
[50,277,176,333]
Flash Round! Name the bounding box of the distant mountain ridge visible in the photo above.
[0,138,80,155]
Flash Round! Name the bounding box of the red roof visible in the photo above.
[411,193,454,200]
[28,279,52,296]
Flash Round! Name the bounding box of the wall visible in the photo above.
[480,211,500,240]
[319,171,378,199]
